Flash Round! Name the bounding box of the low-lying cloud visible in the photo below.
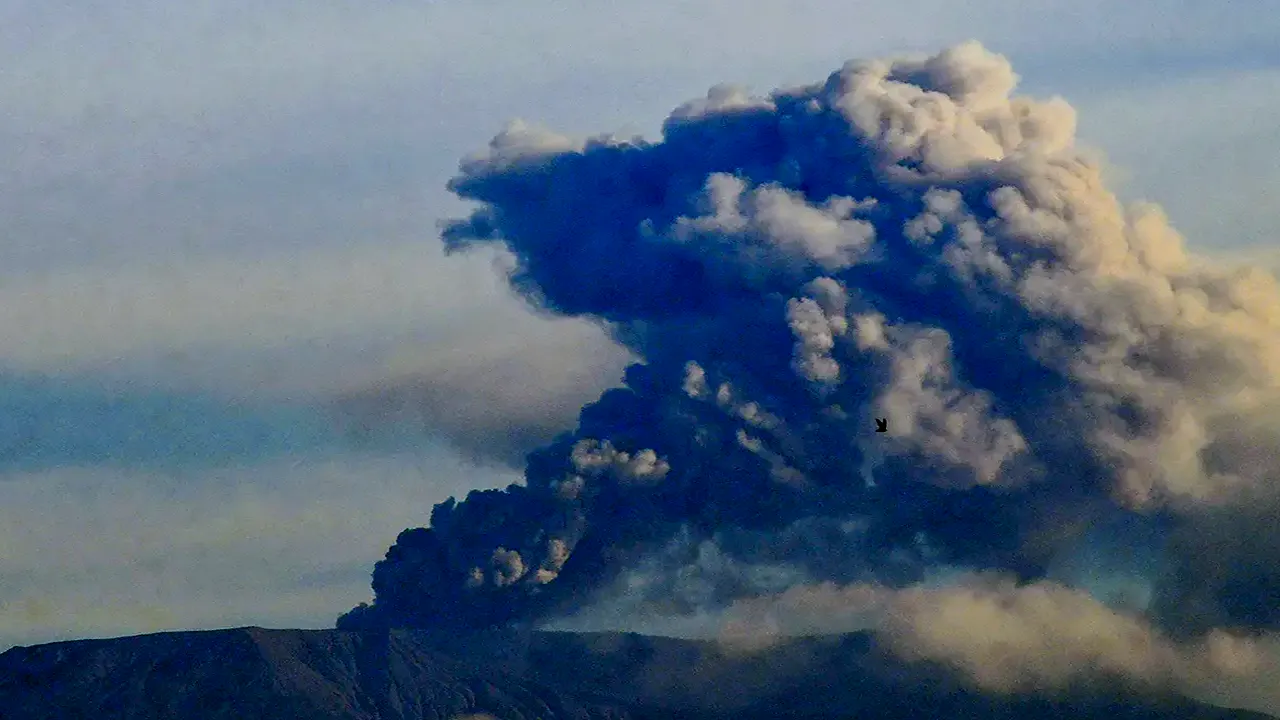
[0,241,629,465]
[722,576,1272,696]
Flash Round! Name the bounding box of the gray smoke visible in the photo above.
[718,575,1269,696]
[340,42,1280,638]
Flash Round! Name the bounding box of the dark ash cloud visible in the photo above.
[342,42,1280,650]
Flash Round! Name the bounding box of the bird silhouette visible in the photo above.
[875,418,887,433]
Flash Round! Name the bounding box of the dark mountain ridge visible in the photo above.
[0,627,1273,720]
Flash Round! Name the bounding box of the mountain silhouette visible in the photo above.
[0,627,1272,720]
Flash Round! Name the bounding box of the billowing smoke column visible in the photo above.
[341,42,1280,636]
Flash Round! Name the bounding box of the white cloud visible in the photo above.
[0,238,631,464]
[720,576,1280,714]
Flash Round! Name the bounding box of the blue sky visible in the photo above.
[1,0,1278,651]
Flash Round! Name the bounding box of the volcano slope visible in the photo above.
[0,627,1275,720]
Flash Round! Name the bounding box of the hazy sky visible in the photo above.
[1,0,1278,650]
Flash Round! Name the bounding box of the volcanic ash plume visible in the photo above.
[341,42,1280,636]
